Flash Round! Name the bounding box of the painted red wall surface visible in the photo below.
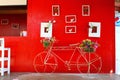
[0,14,27,36]
[2,0,115,73]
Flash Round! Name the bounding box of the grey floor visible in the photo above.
[0,72,120,80]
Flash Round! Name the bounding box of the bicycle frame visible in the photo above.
[44,42,81,69]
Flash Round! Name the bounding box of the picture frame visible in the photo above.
[65,26,76,33]
[1,19,9,25]
[82,5,90,16]
[52,5,60,16]
[11,23,20,29]
[40,22,53,38]
[65,15,77,23]
[88,22,101,37]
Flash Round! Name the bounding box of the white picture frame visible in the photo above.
[82,5,90,16]
[65,26,76,33]
[52,5,60,16]
[65,15,77,23]
[11,23,20,29]
[40,22,52,38]
[88,22,101,37]
[1,19,9,25]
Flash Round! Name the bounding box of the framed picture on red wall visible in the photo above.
[40,22,53,38]
[52,5,60,16]
[82,5,90,16]
[1,19,9,25]
[65,15,77,23]
[11,23,20,29]
[65,26,76,33]
[88,22,101,37]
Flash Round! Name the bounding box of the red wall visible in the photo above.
[2,0,115,73]
[0,14,27,36]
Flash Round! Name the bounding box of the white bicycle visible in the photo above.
[33,42,102,73]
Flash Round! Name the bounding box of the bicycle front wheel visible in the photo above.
[33,51,58,73]
[77,52,102,73]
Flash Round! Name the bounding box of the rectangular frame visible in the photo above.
[82,5,90,16]
[11,23,20,29]
[65,15,77,23]
[52,5,60,16]
[1,19,9,25]
[40,22,53,38]
[88,22,101,37]
[65,26,76,33]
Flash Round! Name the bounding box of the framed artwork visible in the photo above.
[12,24,20,29]
[82,5,90,16]
[1,19,9,25]
[65,15,77,23]
[88,22,101,37]
[65,26,76,33]
[40,22,53,38]
[52,5,60,16]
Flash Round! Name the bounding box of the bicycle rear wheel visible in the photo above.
[33,51,58,73]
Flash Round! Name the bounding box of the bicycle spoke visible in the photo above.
[77,53,102,73]
[33,51,58,73]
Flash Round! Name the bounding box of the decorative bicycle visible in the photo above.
[33,39,102,73]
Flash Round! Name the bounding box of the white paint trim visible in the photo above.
[0,0,27,6]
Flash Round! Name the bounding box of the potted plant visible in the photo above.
[80,39,99,53]
[41,37,55,49]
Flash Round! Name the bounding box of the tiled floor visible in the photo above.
[0,72,120,80]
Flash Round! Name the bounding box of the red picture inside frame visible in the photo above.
[82,5,90,16]
[92,26,97,33]
[44,27,49,33]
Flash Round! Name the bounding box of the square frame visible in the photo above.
[52,5,60,16]
[11,23,20,29]
[88,22,101,37]
[1,19,9,25]
[65,26,76,33]
[65,15,77,23]
[40,22,53,38]
[82,5,90,16]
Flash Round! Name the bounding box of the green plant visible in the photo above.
[41,37,55,48]
[80,39,99,53]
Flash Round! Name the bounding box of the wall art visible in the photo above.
[52,5,60,16]
[82,5,90,16]
[40,22,53,38]
[1,19,9,25]
[65,15,76,23]
[11,23,20,29]
[65,26,76,33]
[88,22,101,37]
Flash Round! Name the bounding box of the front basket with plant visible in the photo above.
[79,39,100,53]
[41,37,55,49]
